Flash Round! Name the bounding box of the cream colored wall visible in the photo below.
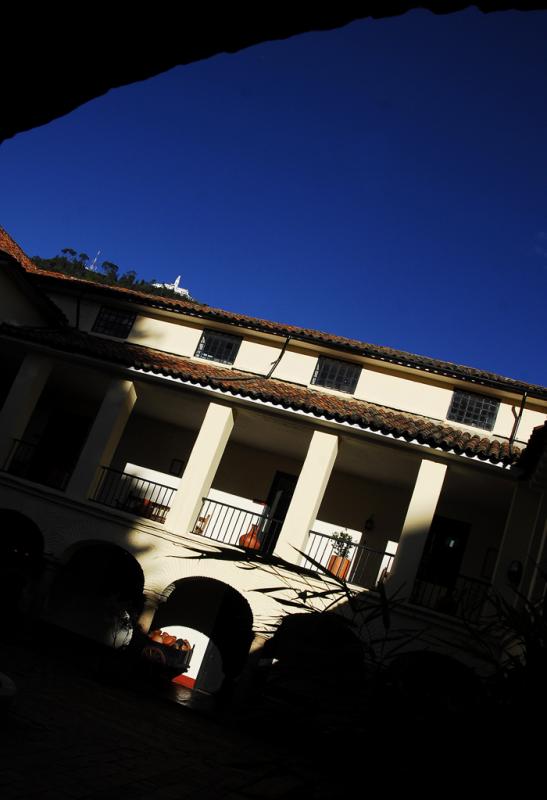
[43,290,546,444]
[233,338,283,375]
[493,403,546,445]
[0,271,46,326]
[46,293,102,331]
[0,478,332,636]
[127,314,203,356]
[355,367,453,420]
[112,415,197,475]
[317,471,412,553]
[48,293,204,355]
[213,441,302,502]
[270,347,317,385]
[357,364,545,443]
[113,424,303,500]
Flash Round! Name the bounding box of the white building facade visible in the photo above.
[1,225,546,691]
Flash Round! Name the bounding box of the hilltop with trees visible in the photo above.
[31,249,199,303]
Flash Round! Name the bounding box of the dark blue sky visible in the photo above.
[2,9,546,385]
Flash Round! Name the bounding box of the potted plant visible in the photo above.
[327,531,354,580]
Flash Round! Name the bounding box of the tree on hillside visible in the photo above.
[31,249,200,304]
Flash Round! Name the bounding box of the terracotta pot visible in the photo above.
[327,555,351,580]
[239,524,261,550]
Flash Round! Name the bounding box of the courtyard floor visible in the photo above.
[0,628,323,800]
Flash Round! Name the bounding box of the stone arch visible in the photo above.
[47,540,145,647]
[150,576,254,693]
[0,509,44,617]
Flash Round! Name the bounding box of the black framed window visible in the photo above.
[92,306,136,339]
[194,329,242,364]
[311,357,360,394]
[447,390,499,431]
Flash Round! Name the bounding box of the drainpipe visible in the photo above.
[508,391,528,461]
[203,336,292,383]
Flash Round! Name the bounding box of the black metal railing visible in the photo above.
[2,438,73,490]
[304,530,395,589]
[193,497,283,554]
[411,575,491,622]
[91,466,175,524]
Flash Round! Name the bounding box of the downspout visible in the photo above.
[203,336,292,383]
[508,390,528,462]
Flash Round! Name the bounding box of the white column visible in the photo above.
[492,484,543,604]
[274,430,338,562]
[137,594,160,635]
[66,378,137,500]
[0,353,53,467]
[386,459,447,598]
[167,402,234,535]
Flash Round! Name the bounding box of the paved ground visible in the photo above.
[0,630,324,800]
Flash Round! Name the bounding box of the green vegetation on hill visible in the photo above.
[31,248,200,303]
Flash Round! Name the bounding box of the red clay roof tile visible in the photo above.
[3,224,545,399]
[28,262,547,401]
[0,323,521,466]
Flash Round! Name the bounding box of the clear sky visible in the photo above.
[1,8,546,385]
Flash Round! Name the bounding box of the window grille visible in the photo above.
[92,306,136,339]
[311,357,360,394]
[194,329,242,364]
[447,390,499,431]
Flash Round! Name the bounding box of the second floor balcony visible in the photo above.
[304,529,395,590]
[2,438,75,491]
[90,466,176,524]
[192,495,284,555]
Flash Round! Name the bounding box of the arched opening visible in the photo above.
[150,577,253,693]
[47,541,144,647]
[0,509,44,617]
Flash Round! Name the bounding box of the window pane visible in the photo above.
[447,391,499,431]
[92,307,136,339]
[195,330,242,364]
[311,357,360,394]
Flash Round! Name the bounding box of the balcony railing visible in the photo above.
[193,497,283,554]
[411,575,491,622]
[90,466,175,524]
[2,438,73,490]
[304,530,395,589]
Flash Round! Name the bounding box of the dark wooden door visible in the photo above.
[261,471,298,554]
[265,471,298,521]
[417,516,470,589]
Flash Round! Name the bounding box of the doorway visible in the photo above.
[417,516,470,589]
[261,471,297,553]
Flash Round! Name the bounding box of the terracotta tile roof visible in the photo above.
[2,224,545,399]
[0,225,39,272]
[516,421,547,478]
[0,323,521,466]
[27,264,547,401]
[0,228,66,326]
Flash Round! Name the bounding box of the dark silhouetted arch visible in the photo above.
[0,509,44,574]
[0,509,44,617]
[153,577,253,680]
[47,541,144,646]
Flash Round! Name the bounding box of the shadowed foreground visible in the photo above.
[0,628,323,800]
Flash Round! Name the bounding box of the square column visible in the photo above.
[167,402,234,535]
[0,353,53,467]
[274,430,338,562]
[66,378,137,500]
[492,484,543,604]
[386,458,447,598]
